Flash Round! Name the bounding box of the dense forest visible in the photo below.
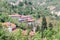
[0,0,60,40]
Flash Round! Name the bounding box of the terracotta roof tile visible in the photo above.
[21,15,27,18]
[2,22,16,28]
[9,14,21,17]
[27,19,35,22]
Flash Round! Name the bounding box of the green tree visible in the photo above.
[49,22,53,30]
[41,16,47,30]
[0,13,9,22]
[0,23,3,30]
[41,16,47,38]
[19,2,24,7]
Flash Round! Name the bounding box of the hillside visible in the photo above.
[0,0,60,40]
[0,0,60,19]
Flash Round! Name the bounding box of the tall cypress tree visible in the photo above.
[41,16,47,38]
[42,16,47,30]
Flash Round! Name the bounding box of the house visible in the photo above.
[9,14,21,19]
[29,30,35,37]
[27,19,34,22]
[47,6,56,10]
[27,18,35,24]
[19,15,32,22]
[55,11,60,16]
[2,22,16,32]
[19,15,27,21]
[9,14,35,23]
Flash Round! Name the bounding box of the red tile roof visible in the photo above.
[29,31,35,37]
[2,22,16,28]
[22,30,28,36]
[21,15,28,18]
[27,19,35,22]
[9,14,21,17]
[21,15,32,18]
[9,14,35,22]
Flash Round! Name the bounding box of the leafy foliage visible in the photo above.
[0,0,60,40]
